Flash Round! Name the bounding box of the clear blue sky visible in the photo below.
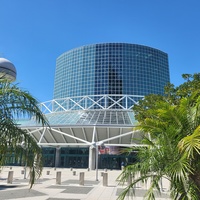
[1,0,200,102]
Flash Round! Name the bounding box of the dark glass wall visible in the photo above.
[60,147,89,168]
[42,148,56,167]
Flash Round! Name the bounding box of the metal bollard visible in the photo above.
[103,172,108,186]
[79,172,84,186]
[56,171,61,184]
[7,171,14,184]
[73,171,76,176]
[21,170,24,174]
[46,171,50,175]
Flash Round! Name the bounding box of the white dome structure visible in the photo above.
[0,58,17,82]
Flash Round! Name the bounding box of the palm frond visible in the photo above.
[178,126,200,158]
[0,80,48,188]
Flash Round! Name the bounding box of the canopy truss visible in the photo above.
[19,94,145,148]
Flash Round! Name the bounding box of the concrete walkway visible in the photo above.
[0,166,170,200]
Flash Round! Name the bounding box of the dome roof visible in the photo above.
[0,58,17,82]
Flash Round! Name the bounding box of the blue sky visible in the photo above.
[0,0,200,102]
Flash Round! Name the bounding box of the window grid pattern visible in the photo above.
[54,43,170,109]
[18,110,136,126]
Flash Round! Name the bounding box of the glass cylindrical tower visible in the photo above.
[54,43,169,99]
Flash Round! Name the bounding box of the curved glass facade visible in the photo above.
[54,43,170,108]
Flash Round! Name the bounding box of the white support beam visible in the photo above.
[23,128,44,142]
[95,127,99,143]
[38,128,46,144]
[58,128,68,143]
[23,127,44,134]
[82,127,88,141]
[107,127,110,144]
[37,94,144,113]
[107,96,125,109]
[29,131,39,143]
[92,126,96,143]
[48,127,91,144]
[53,100,68,112]
[47,128,57,143]
[69,98,85,110]
[102,143,147,147]
[96,130,139,145]
[38,143,91,147]
[39,102,53,113]
[119,128,122,144]
[69,128,77,143]
[87,96,105,110]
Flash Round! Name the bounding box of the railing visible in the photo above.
[38,94,144,114]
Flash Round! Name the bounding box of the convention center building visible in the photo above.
[19,43,170,170]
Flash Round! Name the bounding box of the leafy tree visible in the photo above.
[117,73,200,200]
[0,80,48,187]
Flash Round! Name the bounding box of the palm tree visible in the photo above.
[117,91,200,200]
[0,80,48,187]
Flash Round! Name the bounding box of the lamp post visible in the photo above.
[95,143,98,181]
[95,141,104,181]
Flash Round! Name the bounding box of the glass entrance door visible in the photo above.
[60,147,89,168]
[99,155,121,169]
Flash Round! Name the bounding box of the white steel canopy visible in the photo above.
[19,95,145,148]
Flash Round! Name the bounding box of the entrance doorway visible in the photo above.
[42,148,55,167]
[60,147,89,168]
[99,153,137,170]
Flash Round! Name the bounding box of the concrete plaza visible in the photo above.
[0,166,170,200]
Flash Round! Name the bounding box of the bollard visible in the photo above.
[79,172,84,186]
[103,172,108,186]
[73,171,76,176]
[54,168,56,171]
[127,173,132,185]
[46,171,50,175]
[7,171,14,184]
[104,168,107,172]
[87,168,90,171]
[70,168,73,171]
[10,167,12,170]
[56,171,61,184]
[135,172,141,188]
[21,170,24,175]
[101,172,104,176]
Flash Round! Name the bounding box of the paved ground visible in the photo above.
[0,166,170,200]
